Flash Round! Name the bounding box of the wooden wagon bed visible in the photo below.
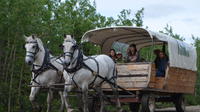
[102,62,197,94]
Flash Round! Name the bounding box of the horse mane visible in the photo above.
[36,37,44,51]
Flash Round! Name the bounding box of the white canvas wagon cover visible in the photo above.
[81,26,197,71]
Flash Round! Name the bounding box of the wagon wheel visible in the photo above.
[173,94,186,112]
[129,102,140,112]
[140,94,155,112]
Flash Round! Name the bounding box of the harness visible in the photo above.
[25,41,39,60]
[32,48,60,85]
[25,41,60,85]
[63,46,116,88]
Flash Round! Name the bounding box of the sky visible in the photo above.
[91,0,200,43]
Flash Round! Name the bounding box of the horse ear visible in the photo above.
[63,34,66,38]
[24,35,27,39]
[32,35,35,39]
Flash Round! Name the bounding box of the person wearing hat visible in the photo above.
[126,44,140,62]
[116,51,123,63]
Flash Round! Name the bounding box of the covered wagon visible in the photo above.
[81,26,197,112]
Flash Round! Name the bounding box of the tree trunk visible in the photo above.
[8,47,16,112]
[17,63,25,111]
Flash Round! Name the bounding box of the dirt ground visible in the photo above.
[156,105,200,112]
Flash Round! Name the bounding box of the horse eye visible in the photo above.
[32,46,36,49]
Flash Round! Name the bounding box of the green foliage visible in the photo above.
[160,24,185,41]
[0,0,146,111]
[115,8,144,26]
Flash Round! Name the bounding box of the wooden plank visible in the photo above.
[118,71,149,75]
[117,65,148,71]
[117,77,148,82]
[102,63,151,90]
[148,63,197,94]
[164,67,197,93]
[165,84,195,94]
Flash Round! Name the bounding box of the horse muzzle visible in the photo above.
[63,60,70,67]
[25,58,33,65]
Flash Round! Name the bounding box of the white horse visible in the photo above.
[24,35,65,112]
[61,35,121,112]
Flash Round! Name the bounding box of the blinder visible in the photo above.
[72,44,78,49]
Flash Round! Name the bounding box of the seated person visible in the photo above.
[154,51,169,77]
[116,52,123,63]
[109,49,117,62]
[126,44,140,62]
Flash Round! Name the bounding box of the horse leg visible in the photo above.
[96,87,104,112]
[77,88,83,112]
[29,87,41,112]
[63,84,73,112]
[59,91,65,112]
[109,80,122,112]
[47,89,53,112]
[82,87,89,112]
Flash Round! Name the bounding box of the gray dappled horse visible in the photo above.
[61,35,121,112]
[24,35,65,112]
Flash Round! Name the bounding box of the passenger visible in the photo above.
[109,49,117,62]
[126,44,139,62]
[155,51,169,77]
[116,52,123,63]
[154,49,161,65]
[154,49,161,57]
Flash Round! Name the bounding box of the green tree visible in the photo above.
[115,8,144,26]
[0,0,146,111]
[160,24,185,41]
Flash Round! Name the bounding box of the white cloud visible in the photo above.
[92,0,200,44]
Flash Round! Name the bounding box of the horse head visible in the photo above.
[61,35,79,67]
[24,35,43,65]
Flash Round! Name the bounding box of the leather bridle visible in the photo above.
[25,41,39,60]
